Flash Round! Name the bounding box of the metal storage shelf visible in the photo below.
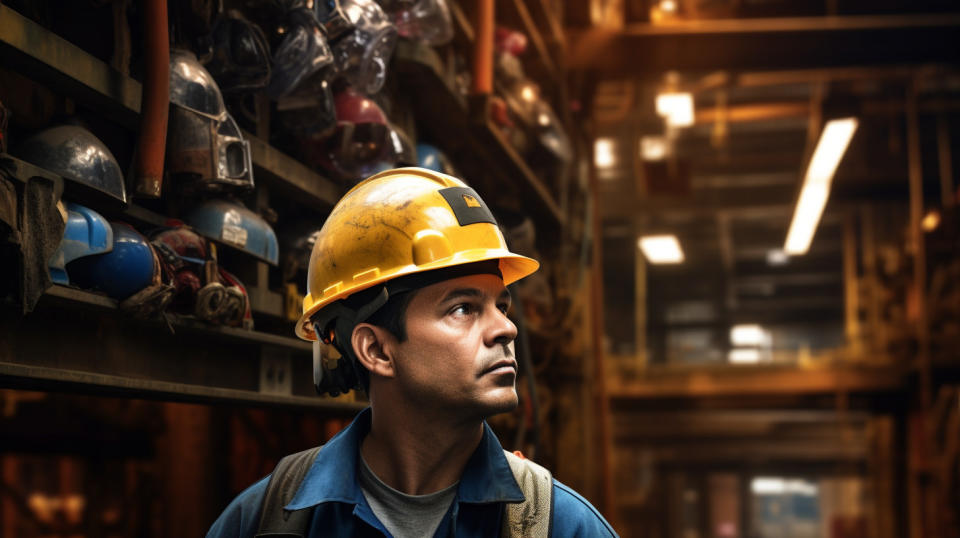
[0,4,342,211]
[394,40,564,226]
[0,286,365,411]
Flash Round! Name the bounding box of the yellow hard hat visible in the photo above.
[296,167,540,340]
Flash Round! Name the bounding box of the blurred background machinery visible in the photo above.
[1,0,959,536]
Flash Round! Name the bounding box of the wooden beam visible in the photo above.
[568,14,960,74]
[608,365,905,399]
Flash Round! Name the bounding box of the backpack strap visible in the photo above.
[255,445,323,538]
[501,450,554,538]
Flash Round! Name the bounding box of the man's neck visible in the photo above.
[360,405,483,496]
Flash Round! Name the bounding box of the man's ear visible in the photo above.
[352,323,396,379]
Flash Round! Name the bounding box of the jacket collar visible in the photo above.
[285,407,524,510]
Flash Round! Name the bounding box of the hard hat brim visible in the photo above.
[295,249,539,341]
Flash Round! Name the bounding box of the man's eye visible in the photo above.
[451,304,475,316]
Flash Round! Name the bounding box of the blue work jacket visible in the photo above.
[207,408,617,537]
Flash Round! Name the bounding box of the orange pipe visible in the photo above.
[471,0,494,94]
[134,0,169,198]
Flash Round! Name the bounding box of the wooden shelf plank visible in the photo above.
[0,361,364,411]
[503,0,558,81]
[244,130,342,210]
[0,4,341,210]
[607,364,906,399]
[44,285,310,352]
[0,285,366,409]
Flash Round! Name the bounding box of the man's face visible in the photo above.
[389,273,519,419]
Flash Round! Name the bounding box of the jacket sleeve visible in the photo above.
[206,475,270,538]
[550,480,619,537]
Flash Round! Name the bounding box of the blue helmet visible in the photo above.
[416,143,454,175]
[68,223,157,300]
[185,199,279,265]
[48,202,114,286]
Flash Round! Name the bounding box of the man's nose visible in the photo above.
[488,305,518,347]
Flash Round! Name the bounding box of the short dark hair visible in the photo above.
[363,289,415,342]
[339,286,416,394]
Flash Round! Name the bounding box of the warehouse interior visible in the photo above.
[1,0,959,536]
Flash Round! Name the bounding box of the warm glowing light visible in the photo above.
[922,210,941,232]
[751,477,819,496]
[784,118,858,255]
[660,0,677,13]
[595,138,615,168]
[766,249,789,266]
[656,92,694,127]
[520,85,536,103]
[728,348,761,364]
[640,135,669,161]
[638,234,684,264]
[730,324,769,347]
[538,113,550,126]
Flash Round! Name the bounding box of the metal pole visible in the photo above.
[937,115,954,207]
[588,139,617,527]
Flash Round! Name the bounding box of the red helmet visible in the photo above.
[302,87,392,181]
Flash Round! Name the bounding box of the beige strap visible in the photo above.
[501,451,553,538]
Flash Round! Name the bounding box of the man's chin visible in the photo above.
[481,390,519,418]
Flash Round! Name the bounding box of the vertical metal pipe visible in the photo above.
[906,80,937,538]
[588,140,616,527]
[906,82,931,410]
[471,0,494,95]
[133,0,169,198]
[843,211,861,355]
[937,115,954,207]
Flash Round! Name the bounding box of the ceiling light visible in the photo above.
[784,118,858,255]
[640,135,669,161]
[730,324,769,347]
[656,92,694,128]
[922,210,941,232]
[728,348,761,364]
[659,0,677,13]
[595,138,615,168]
[766,249,789,266]
[520,84,536,103]
[638,234,684,264]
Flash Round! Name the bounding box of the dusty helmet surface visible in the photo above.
[296,166,539,340]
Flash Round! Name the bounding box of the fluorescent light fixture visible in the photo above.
[751,478,818,496]
[728,348,761,364]
[784,118,858,255]
[766,249,789,266]
[640,135,669,161]
[656,92,694,127]
[638,234,684,264]
[595,138,615,168]
[922,210,941,232]
[730,324,768,347]
[751,478,785,494]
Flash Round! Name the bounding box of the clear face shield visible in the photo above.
[167,50,255,193]
[316,0,398,95]
[378,0,453,45]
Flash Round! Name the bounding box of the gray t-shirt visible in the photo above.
[358,456,459,538]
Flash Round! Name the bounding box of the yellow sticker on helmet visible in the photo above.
[462,194,481,208]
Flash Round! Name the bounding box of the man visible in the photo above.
[207,168,617,537]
